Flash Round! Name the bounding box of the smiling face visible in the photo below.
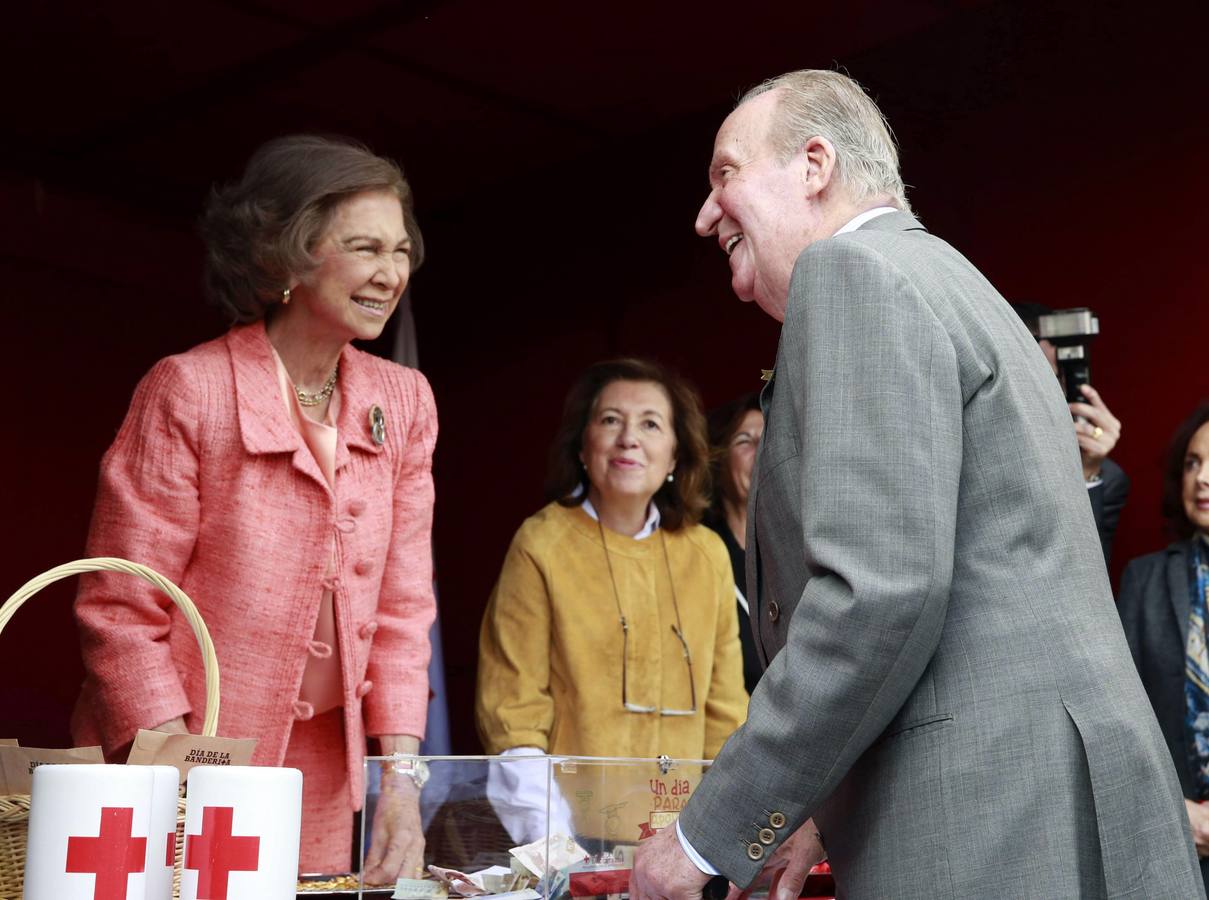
[289,189,412,343]
[580,380,678,515]
[725,408,764,506]
[695,90,822,322]
[1183,421,1209,534]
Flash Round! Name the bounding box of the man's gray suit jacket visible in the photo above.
[677,212,1202,898]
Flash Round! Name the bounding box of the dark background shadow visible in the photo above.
[1,0,1206,753]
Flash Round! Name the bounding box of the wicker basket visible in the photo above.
[0,557,221,900]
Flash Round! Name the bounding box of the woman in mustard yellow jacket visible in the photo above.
[476,359,747,764]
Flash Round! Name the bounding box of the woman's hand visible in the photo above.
[1185,800,1209,857]
[362,766,425,885]
[363,735,425,885]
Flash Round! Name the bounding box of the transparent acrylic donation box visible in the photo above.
[359,755,711,897]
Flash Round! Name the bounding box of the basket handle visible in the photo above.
[0,557,220,737]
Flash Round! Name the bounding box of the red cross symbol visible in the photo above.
[185,806,260,900]
[65,806,147,900]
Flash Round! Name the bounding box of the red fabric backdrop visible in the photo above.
[2,5,1206,753]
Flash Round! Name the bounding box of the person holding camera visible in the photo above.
[1011,302,1128,564]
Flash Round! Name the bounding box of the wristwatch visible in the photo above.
[386,754,430,788]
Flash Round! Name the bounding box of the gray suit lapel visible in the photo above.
[745,342,785,668]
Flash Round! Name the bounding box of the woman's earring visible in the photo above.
[282,287,292,305]
[666,472,675,483]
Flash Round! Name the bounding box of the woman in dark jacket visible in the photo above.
[1119,401,1209,884]
[702,393,764,694]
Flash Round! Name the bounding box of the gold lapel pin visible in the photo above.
[760,369,775,383]
[369,405,386,446]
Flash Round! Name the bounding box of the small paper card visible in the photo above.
[126,729,257,783]
[0,743,105,794]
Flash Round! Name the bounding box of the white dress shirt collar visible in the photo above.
[578,491,661,540]
[833,205,898,236]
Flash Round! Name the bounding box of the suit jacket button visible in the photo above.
[292,700,315,721]
[348,499,367,516]
[746,843,764,861]
[769,812,786,829]
[768,601,780,622]
[358,620,379,640]
[758,828,775,845]
[354,559,373,576]
[355,680,374,699]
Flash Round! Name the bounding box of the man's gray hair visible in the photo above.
[740,70,910,212]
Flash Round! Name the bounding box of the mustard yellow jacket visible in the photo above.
[476,502,747,759]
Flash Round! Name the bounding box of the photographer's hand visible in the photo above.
[1068,384,1121,481]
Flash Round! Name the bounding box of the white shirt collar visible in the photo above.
[579,493,661,540]
[833,206,898,236]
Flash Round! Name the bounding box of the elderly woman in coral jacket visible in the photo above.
[72,135,436,881]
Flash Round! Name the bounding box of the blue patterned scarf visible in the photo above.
[1184,536,1209,798]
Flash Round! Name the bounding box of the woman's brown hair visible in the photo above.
[706,391,762,516]
[545,358,711,532]
[1161,401,1209,540]
[200,134,424,323]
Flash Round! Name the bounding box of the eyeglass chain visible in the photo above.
[597,518,696,711]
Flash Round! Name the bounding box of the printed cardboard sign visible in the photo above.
[127,730,256,783]
[0,743,105,794]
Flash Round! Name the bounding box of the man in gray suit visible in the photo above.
[631,70,1202,899]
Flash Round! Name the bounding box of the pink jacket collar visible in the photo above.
[227,323,386,488]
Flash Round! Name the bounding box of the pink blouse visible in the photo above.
[271,347,343,715]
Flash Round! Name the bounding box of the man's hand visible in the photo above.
[362,769,425,885]
[726,820,826,900]
[1185,800,1209,857]
[631,824,711,900]
[1069,384,1121,481]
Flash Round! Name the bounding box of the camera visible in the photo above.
[1037,307,1099,403]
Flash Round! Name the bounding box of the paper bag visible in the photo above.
[0,742,105,795]
[126,729,256,783]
